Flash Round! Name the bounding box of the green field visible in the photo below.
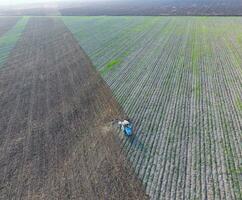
[0,17,28,67]
[63,17,242,199]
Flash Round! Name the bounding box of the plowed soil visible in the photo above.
[0,17,148,199]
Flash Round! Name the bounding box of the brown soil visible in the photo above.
[0,17,19,36]
[0,17,148,199]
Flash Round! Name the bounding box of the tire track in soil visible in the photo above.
[0,17,148,200]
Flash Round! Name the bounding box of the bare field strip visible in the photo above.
[64,16,242,200]
[0,17,148,199]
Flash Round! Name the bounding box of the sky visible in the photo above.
[0,0,115,6]
[0,0,55,6]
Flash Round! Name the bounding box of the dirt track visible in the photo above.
[0,17,148,199]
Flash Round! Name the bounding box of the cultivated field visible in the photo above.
[64,16,242,199]
[0,17,28,66]
[59,0,242,16]
[0,17,20,36]
[0,17,148,199]
[0,16,241,200]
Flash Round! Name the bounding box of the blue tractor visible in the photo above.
[123,123,133,136]
[118,120,133,136]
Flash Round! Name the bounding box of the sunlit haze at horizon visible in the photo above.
[0,0,115,6]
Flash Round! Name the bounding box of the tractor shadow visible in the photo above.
[124,130,151,156]
[112,119,151,156]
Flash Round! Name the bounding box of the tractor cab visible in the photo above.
[123,123,133,136]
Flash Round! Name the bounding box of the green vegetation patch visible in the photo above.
[0,17,29,67]
[100,59,121,75]
[236,98,242,111]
